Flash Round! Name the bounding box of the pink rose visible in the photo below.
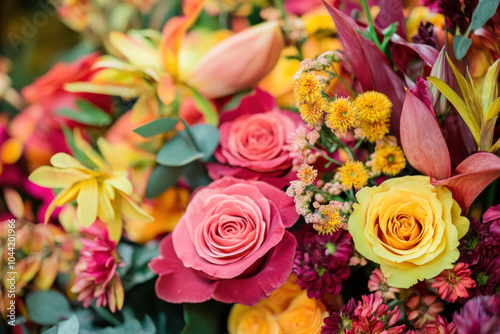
[149,177,298,305]
[207,89,301,188]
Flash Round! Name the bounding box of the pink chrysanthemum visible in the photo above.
[351,294,406,334]
[432,263,476,302]
[423,315,457,334]
[71,229,125,313]
[368,268,400,300]
[453,295,500,334]
[406,294,444,329]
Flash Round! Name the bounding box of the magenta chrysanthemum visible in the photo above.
[71,230,124,313]
[432,263,476,303]
[293,224,352,298]
[453,295,500,334]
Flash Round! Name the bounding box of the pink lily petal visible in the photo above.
[431,152,500,214]
[401,90,451,179]
[323,1,406,140]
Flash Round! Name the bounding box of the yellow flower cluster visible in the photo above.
[294,71,328,124]
[325,97,359,137]
[297,165,318,185]
[336,161,370,190]
[316,204,344,235]
[372,144,406,176]
[354,91,392,142]
[228,276,327,334]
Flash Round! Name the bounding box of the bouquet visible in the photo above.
[1,0,499,333]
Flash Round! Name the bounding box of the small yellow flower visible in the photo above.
[297,165,318,185]
[298,98,326,124]
[359,119,390,142]
[337,161,369,190]
[28,130,153,241]
[354,91,392,123]
[293,71,323,105]
[325,97,358,137]
[372,144,406,176]
[316,204,344,235]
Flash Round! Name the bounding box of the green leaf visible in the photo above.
[61,125,98,169]
[145,165,182,199]
[56,100,112,126]
[98,307,155,334]
[222,88,254,111]
[453,35,472,60]
[181,301,228,334]
[26,291,72,326]
[182,161,213,189]
[191,124,220,161]
[470,0,500,30]
[133,117,178,138]
[188,86,219,126]
[156,133,204,166]
[42,314,79,334]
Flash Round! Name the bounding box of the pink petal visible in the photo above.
[431,152,500,213]
[212,231,297,305]
[220,88,277,123]
[374,0,406,39]
[401,90,451,179]
[149,235,217,303]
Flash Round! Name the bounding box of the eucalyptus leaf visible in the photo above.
[222,88,254,111]
[26,291,72,326]
[181,161,213,189]
[191,124,220,161]
[145,165,182,199]
[453,35,472,60]
[469,0,500,30]
[133,118,178,138]
[156,133,204,166]
[181,301,229,334]
[42,314,79,334]
[61,125,98,169]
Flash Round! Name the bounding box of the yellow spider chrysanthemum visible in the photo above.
[297,165,318,185]
[372,144,406,176]
[354,91,392,123]
[337,161,369,190]
[298,98,326,124]
[325,97,358,137]
[315,205,344,235]
[293,71,323,105]
[29,131,153,241]
[359,119,390,143]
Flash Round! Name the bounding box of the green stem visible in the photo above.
[329,66,357,97]
[485,179,498,209]
[274,0,286,20]
[360,0,394,67]
[332,137,356,161]
[310,145,343,166]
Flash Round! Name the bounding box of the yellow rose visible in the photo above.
[228,305,280,334]
[348,176,469,288]
[277,291,327,334]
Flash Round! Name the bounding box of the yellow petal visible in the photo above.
[97,137,124,171]
[107,206,123,242]
[64,82,141,99]
[119,193,154,222]
[29,166,91,188]
[97,182,115,224]
[485,97,500,120]
[108,31,160,68]
[55,183,82,206]
[1,137,23,164]
[104,176,133,195]
[480,116,497,151]
[427,76,481,144]
[489,137,500,153]
[76,178,98,227]
[73,129,108,170]
[50,152,87,170]
[482,59,500,116]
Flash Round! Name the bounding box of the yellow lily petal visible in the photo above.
[55,183,81,206]
[427,76,481,144]
[485,97,500,120]
[44,186,78,223]
[97,182,115,223]
[29,166,91,188]
[489,137,500,153]
[97,137,124,171]
[480,116,498,151]
[109,31,160,69]
[64,82,141,99]
[482,59,500,116]
[73,129,109,171]
[76,178,98,227]
[119,193,154,222]
[50,152,88,170]
[104,177,133,195]
[108,203,123,241]
[466,68,484,125]
[446,55,483,127]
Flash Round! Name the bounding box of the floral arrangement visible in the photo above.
[1,0,500,333]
